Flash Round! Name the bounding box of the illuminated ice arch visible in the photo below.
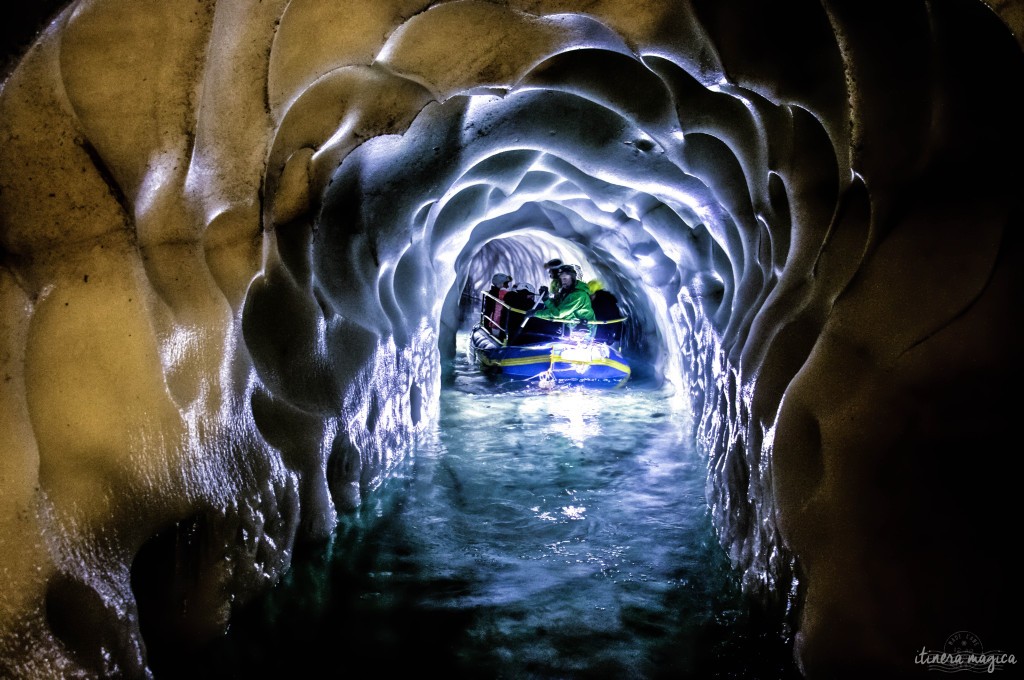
[245,17,809,604]
[271,45,824,601]
[311,89,715,387]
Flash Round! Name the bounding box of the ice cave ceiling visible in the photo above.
[1,1,1022,678]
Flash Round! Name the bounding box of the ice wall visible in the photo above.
[1,1,1022,678]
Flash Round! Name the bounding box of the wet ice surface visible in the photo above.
[194,336,800,679]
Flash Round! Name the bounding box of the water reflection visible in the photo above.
[191,334,799,679]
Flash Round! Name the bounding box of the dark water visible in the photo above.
[188,336,801,679]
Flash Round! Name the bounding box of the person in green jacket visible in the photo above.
[527,264,596,328]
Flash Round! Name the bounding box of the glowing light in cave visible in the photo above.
[547,389,603,448]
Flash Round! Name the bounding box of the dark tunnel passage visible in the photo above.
[2,2,1023,678]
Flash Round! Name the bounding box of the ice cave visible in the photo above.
[1,1,1022,678]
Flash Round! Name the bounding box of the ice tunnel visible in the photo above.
[1,1,1022,677]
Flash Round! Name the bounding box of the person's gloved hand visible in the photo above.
[538,286,549,300]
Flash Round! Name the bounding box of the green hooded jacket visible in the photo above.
[534,280,596,322]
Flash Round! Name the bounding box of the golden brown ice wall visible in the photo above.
[1,1,1021,678]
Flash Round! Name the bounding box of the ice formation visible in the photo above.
[1,1,1021,677]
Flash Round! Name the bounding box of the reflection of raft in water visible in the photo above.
[469,291,630,387]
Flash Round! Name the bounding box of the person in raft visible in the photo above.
[525,264,596,333]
